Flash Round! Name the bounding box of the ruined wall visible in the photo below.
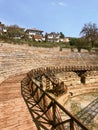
[83,71,98,84]
[56,72,81,87]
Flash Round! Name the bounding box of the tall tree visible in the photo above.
[45,33,48,42]
[80,22,98,48]
[60,32,65,38]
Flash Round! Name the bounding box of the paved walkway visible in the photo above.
[0,74,37,130]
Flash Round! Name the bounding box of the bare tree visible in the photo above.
[80,22,98,48]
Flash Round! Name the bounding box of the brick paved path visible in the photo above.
[0,74,37,130]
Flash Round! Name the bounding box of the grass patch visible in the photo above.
[70,102,81,115]
[0,38,71,48]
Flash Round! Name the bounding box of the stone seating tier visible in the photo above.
[0,43,98,84]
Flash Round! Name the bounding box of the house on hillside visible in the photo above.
[0,22,7,34]
[45,32,70,43]
[25,28,43,41]
[60,37,70,43]
[45,32,60,42]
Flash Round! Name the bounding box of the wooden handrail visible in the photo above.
[21,66,90,130]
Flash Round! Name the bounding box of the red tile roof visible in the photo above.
[33,35,42,39]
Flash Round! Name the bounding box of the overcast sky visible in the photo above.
[0,0,98,37]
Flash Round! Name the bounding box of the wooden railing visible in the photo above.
[21,66,95,130]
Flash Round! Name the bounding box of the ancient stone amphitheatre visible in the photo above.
[0,42,98,130]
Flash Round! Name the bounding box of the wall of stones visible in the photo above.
[56,72,81,87]
[53,70,98,105]
[1,42,98,84]
[83,71,98,84]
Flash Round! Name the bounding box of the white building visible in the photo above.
[0,22,7,34]
[46,32,60,42]
[25,28,43,41]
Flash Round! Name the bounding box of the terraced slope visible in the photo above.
[0,43,98,84]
